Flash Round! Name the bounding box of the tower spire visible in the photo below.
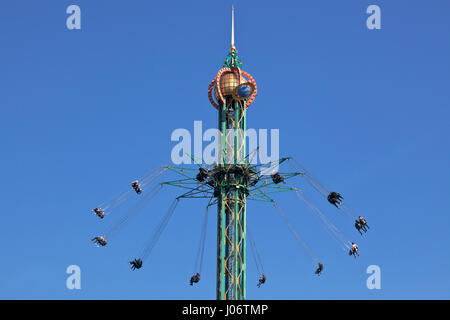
[231,6,236,52]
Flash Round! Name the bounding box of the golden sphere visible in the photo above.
[214,72,246,103]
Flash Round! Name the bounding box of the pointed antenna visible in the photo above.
[231,6,236,52]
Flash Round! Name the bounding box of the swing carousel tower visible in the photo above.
[92,6,357,302]
[206,7,258,300]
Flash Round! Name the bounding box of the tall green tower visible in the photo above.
[91,7,316,301]
[207,7,258,300]
[165,7,300,300]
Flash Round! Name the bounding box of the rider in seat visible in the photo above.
[91,235,107,247]
[257,274,266,288]
[271,172,285,184]
[129,258,143,271]
[131,180,142,194]
[355,220,364,235]
[190,273,201,286]
[93,207,105,219]
[358,216,369,231]
[349,242,359,258]
[315,262,324,276]
[196,168,209,182]
[327,192,344,208]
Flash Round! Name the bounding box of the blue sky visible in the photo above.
[1,0,449,299]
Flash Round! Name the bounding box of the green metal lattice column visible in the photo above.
[216,97,247,300]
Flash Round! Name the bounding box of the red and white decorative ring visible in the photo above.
[208,77,220,110]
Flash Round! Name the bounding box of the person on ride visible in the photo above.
[271,173,285,184]
[196,168,209,182]
[315,263,324,276]
[91,235,107,247]
[257,274,266,288]
[355,220,364,235]
[93,208,105,219]
[349,242,359,258]
[129,258,143,271]
[359,216,369,231]
[190,273,201,286]
[327,192,343,208]
[131,181,142,194]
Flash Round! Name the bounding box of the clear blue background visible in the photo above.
[1,0,449,299]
